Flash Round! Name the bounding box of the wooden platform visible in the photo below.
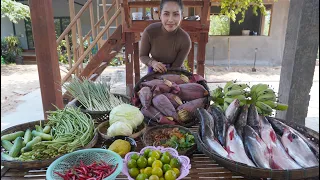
[22,51,37,65]
[1,125,248,180]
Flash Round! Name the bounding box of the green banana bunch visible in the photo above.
[222,81,249,109]
[250,83,288,116]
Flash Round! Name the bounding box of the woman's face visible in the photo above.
[160,2,182,32]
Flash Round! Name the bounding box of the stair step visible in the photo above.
[100,26,117,29]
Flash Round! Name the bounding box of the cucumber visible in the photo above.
[31,130,52,141]
[1,131,24,141]
[9,137,23,157]
[21,136,42,153]
[35,125,43,132]
[42,125,51,134]
[1,140,13,151]
[1,152,15,161]
[23,129,33,146]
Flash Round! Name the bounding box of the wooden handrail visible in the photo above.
[56,0,93,44]
[61,8,121,84]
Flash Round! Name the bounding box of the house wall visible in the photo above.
[1,17,28,49]
[202,0,290,66]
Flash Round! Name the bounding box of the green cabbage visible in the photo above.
[109,104,144,129]
[107,121,133,137]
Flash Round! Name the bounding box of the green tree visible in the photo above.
[220,0,277,24]
[209,15,230,36]
[1,0,30,23]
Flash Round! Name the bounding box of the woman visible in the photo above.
[139,0,191,73]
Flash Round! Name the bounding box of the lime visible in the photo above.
[140,168,145,174]
[130,153,140,161]
[152,167,163,177]
[169,158,181,169]
[144,167,152,177]
[172,168,180,177]
[162,164,172,173]
[144,149,152,157]
[148,157,157,167]
[137,156,148,169]
[127,159,137,169]
[164,170,177,180]
[150,151,161,160]
[152,160,163,168]
[159,177,165,180]
[136,173,148,180]
[160,154,171,164]
[129,168,139,178]
[148,175,160,180]
[163,151,172,158]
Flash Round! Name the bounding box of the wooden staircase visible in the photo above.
[56,0,123,102]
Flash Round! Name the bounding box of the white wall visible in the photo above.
[203,0,290,66]
[1,17,28,49]
[1,17,14,38]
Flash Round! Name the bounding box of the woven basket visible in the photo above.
[71,93,131,122]
[142,124,197,157]
[97,120,146,140]
[133,68,210,127]
[195,117,319,180]
[1,120,98,169]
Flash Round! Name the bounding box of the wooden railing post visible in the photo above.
[29,0,64,117]
[69,0,78,76]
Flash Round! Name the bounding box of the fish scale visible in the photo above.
[210,105,227,147]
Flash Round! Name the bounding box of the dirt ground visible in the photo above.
[1,64,319,116]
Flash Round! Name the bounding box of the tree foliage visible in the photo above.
[220,0,277,24]
[1,0,30,23]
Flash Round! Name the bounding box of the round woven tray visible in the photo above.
[1,120,98,169]
[142,124,197,157]
[133,68,210,127]
[71,93,131,122]
[97,120,146,140]
[195,117,319,180]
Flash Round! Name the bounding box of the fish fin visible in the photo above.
[226,146,234,155]
[229,129,234,140]
[287,133,293,142]
[270,157,282,170]
[267,146,273,154]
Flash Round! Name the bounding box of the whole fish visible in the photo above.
[267,116,319,158]
[247,104,261,135]
[235,105,248,140]
[210,105,227,146]
[225,99,241,125]
[259,116,301,169]
[243,125,271,168]
[196,108,228,158]
[281,128,319,168]
[226,125,256,167]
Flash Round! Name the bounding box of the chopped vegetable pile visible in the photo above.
[54,160,118,180]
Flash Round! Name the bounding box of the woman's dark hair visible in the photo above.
[160,0,184,12]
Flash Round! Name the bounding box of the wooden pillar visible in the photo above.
[133,42,140,84]
[29,0,64,118]
[125,32,134,97]
[188,42,195,73]
[276,0,319,125]
[197,33,207,77]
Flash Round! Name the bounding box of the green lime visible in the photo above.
[137,156,148,169]
[127,159,137,169]
[136,173,148,180]
[159,177,165,180]
[152,167,163,177]
[144,167,152,177]
[148,175,160,180]
[129,168,139,178]
[140,168,145,174]
[162,164,172,173]
[150,151,161,160]
[172,168,180,177]
[144,149,152,157]
[163,151,172,159]
[160,154,171,164]
[152,160,163,168]
[169,158,181,169]
[164,170,177,180]
[148,157,157,167]
[130,153,140,161]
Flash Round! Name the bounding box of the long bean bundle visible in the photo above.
[18,107,95,161]
[63,77,125,111]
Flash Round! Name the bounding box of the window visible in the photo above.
[209,5,273,36]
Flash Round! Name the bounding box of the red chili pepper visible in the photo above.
[54,172,68,180]
[86,178,97,180]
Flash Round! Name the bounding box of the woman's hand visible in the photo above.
[151,60,167,73]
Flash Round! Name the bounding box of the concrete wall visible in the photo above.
[203,0,290,66]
